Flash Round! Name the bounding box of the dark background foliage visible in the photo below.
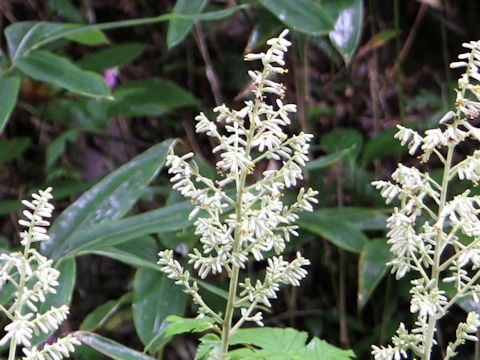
[1,0,480,359]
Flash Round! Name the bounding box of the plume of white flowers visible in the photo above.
[0,188,79,360]
[372,40,480,359]
[158,29,317,358]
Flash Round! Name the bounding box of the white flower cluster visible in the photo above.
[372,40,480,359]
[0,188,79,360]
[158,30,317,340]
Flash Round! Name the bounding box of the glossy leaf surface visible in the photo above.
[133,269,188,352]
[15,50,110,98]
[42,140,175,258]
[0,73,21,133]
[257,0,334,36]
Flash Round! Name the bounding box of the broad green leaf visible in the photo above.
[167,0,208,49]
[298,212,368,253]
[75,331,155,360]
[301,337,355,359]
[164,315,215,338]
[360,127,406,166]
[358,239,391,310]
[321,128,363,160]
[0,137,30,168]
[230,327,307,352]
[312,207,387,231]
[0,73,21,132]
[257,0,334,36]
[15,50,110,98]
[305,147,355,171]
[6,7,247,58]
[77,42,146,72]
[109,78,199,117]
[133,269,189,352]
[42,140,175,258]
[229,327,354,359]
[46,128,79,168]
[80,293,132,331]
[195,334,221,360]
[5,22,107,58]
[91,236,160,271]
[324,0,364,65]
[49,199,192,259]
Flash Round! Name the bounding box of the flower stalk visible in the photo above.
[372,40,480,360]
[158,30,317,359]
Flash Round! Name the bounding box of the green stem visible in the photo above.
[422,144,454,360]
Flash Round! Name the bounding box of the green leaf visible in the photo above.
[0,200,23,216]
[133,269,189,352]
[321,128,363,160]
[80,293,132,331]
[91,236,160,271]
[229,327,354,359]
[195,334,221,360]
[42,139,175,258]
[77,42,146,72]
[50,196,192,259]
[167,0,208,49]
[298,212,368,253]
[46,128,79,168]
[324,0,364,65]
[311,207,387,231]
[109,78,199,117]
[0,137,30,168]
[360,127,406,166]
[15,50,110,98]
[0,73,21,133]
[164,315,215,338]
[257,0,334,36]
[305,147,355,171]
[301,337,355,359]
[75,331,155,360]
[358,239,391,310]
[41,98,110,131]
[48,0,85,23]
[5,22,108,58]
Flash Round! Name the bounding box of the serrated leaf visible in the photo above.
[75,331,155,360]
[164,316,215,338]
[358,239,391,310]
[109,78,199,117]
[0,73,21,133]
[298,212,368,253]
[257,0,334,36]
[167,0,208,49]
[42,140,175,258]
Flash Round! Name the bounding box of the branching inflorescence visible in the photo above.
[158,30,317,358]
[372,41,480,360]
[0,188,79,360]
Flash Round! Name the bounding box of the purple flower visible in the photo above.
[103,68,119,89]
